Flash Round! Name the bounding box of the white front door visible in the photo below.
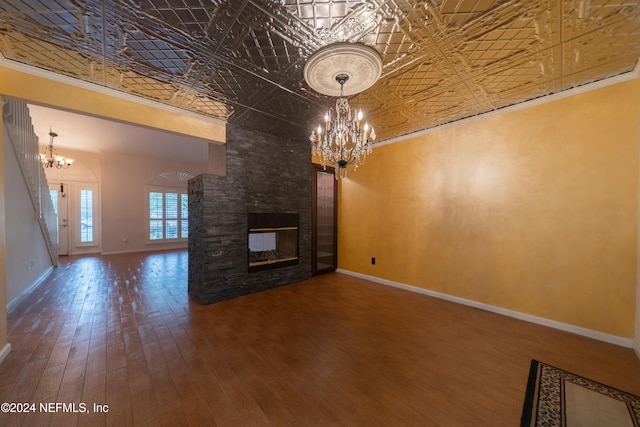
[49,183,69,256]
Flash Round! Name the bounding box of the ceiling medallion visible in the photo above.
[305,43,381,179]
[304,42,383,97]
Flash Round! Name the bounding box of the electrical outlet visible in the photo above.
[371,257,376,265]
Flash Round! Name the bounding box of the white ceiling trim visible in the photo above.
[377,61,640,148]
[0,53,226,128]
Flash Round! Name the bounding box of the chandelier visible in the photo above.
[309,74,376,179]
[304,42,382,179]
[40,129,74,169]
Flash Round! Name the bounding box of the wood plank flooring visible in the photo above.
[0,250,639,426]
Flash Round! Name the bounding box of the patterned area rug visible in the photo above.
[521,360,640,427]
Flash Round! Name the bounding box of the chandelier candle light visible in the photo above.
[310,74,375,179]
[41,129,74,169]
[304,42,382,179]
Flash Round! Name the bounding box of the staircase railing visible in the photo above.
[2,97,59,266]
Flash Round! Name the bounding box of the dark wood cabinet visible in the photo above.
[312,164,337,275]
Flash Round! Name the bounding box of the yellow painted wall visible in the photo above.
[0,66,226,143]
[339,78,640,338]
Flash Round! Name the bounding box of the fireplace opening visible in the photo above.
[248,213,299,272]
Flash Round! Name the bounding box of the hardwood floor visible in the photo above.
[0,251,639,426]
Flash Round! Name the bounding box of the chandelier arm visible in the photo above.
[308,74,376,178]
[41,129,74,169]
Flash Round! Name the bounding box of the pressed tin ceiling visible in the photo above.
[1,1,640,143]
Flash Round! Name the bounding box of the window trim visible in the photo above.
[74,183,100,248]
[145,185,188,244]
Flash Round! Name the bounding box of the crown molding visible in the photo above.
[0,53,226,127]
[377,61,640,147]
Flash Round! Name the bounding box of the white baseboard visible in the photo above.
[101,246,187,256]
[7,266,53,312]
[0,343,11,366]
[101,248,154,255]
[337,269,634,349]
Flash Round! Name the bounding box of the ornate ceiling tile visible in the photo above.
[1,0,639,142]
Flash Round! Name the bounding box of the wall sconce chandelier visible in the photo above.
[41,129,74,169]
[304,43,382,179]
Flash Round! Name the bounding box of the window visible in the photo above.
[80,189,94,243]
[74,183,99,248]
[181,193,188,239]
[147,189,188,242]
[49,189,59,246]
[49,189,58,215]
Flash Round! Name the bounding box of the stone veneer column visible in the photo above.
[188,124,312,304]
